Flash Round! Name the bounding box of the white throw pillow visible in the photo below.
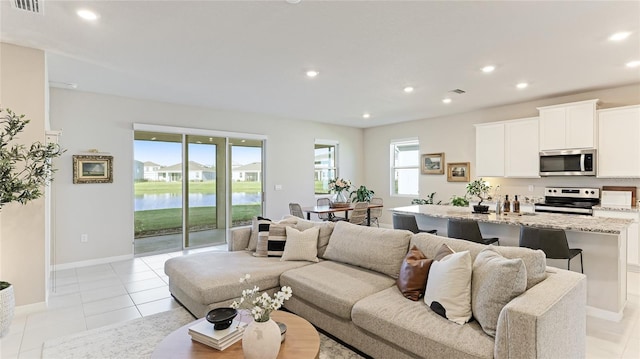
[424,250,472,325]
[281,226,320,262]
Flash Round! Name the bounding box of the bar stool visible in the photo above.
[519,226,583,273]
[392,213,437,234]
[447,218,499,245]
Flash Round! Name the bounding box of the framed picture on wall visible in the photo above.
[73,155,113,184]
[446,162,470,182]
[421,153,445,174]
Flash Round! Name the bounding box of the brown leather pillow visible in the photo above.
[397,245,433,301]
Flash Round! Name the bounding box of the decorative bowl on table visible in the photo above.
[206,307,238,330]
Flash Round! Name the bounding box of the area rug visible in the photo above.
[42,307,364,358]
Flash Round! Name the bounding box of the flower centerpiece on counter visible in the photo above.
[231,274,293,359]
[328,177,352,207]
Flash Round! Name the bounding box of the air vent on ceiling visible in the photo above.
[10,0,42,14]
[449,89,466,95]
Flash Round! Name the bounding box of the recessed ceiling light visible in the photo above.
[516,82,529,89]
[403,86,414,93]
[77,9,99,21]
[442,98,452,104]
[481,65,495,73]
[626,60,640,68]
[306,70,319,78]
[609,32,631,41]
[362,113,371,119]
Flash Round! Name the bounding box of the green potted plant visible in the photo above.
[449,195,469,207]
[349,185,374,203]
[0,107,63,337]
[466,178,491,213]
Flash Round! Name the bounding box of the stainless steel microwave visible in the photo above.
[539,149,596,176]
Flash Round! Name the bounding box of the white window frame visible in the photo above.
[314,139,339,195]
[390,138,420,197]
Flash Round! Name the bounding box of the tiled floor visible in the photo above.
[1,248,639,359]
[0,245,225,359]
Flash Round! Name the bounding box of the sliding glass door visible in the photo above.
[134,129,264,255]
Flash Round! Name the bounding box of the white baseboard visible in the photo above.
[587,305,624,322]
[628,264,640,273]
[15,301,46,316]
[51,254,134,271]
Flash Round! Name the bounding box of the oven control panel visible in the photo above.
[545,187,600,199]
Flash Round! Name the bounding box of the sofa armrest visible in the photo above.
[228,226,251,251]
[494,267,586,359]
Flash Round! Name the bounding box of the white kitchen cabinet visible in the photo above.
[597,105,640,178]
[538,99,599,150]
[505,117,539,177]
[594,209,640,271]
[475,122,505,177]
[476,118,539,178]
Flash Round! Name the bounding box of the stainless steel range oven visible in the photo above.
[534,187,600,215]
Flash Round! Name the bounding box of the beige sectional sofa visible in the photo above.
[165,217,587,359]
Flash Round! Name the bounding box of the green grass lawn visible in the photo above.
[135,181,262,195]
[135,205,261,237]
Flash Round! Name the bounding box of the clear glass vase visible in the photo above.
[332,191,348,207]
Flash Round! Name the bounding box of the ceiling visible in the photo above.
[1,0,639,128]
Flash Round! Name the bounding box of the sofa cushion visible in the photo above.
[472,247,527,337]
[165,251,311,305]
[396,245,433,301]
[410,233,546,289]
[280,261,395,320]
[424,250,473,325]
[253,222,271,257]
[292,219,335,258]
[323,221,411,278]
[281,226,319,262]
[352,287,494,359]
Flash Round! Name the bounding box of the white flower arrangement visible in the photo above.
[328,178,351,193]
[231,274,293,322]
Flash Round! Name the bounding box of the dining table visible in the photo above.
[301,203,383,226]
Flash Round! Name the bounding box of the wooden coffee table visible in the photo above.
[151,310,320,359]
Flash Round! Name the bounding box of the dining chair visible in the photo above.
[317,198,345,221]
[519,226,583,273]
[446,218,499,245]
[288,203,304,219]
[349,202,369,226]
[368,197,383,227]
[392,213,437,234]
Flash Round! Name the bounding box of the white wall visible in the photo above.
[0,43,47,306]
[50,89,363,265]
[364,83,640,225]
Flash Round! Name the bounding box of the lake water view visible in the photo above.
[135,192,261,211]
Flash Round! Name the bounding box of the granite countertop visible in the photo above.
[391,205,633,234]
[593,205,640,213]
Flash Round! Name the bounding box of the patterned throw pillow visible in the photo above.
[472,247,527,337]
[397,245,433,301]
[266,223,289,257]
[424,249,473,325]
[281,226,320,262]
[253,222,271,257]
[247,216,271,251]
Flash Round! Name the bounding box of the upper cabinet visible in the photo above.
[538,99,599,150]
[597,105,640,178]
[475,117,539,178]
[475,122,505,177]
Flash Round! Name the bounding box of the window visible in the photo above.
[390,139,419,196]
[314,140,338,194]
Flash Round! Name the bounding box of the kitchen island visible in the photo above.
[391,205,634,321]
